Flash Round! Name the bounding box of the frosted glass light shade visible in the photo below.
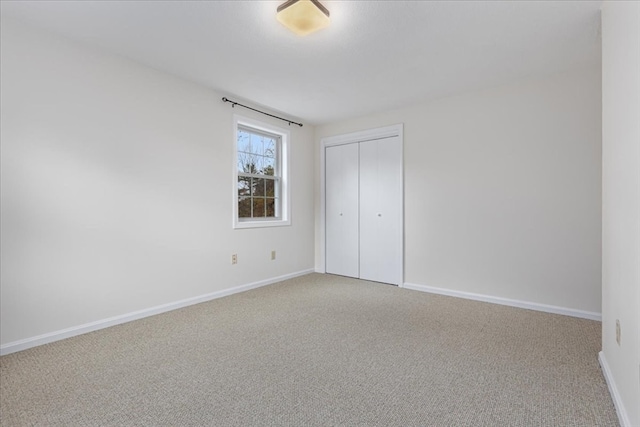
[276,0,330,36]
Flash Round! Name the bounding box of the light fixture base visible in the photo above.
[276,0,331,36]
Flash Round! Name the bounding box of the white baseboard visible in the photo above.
[599,351,631,427]
[0,269,315,356]
[401,282,601,321]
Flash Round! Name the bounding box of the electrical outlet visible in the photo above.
[232,254,237,265]
[271,250,276,260]
[615,319,621,345]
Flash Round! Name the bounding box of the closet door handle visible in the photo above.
[339,213,343,216]
[377,213,382,217]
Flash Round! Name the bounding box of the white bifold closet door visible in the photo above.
[325,143,360,278]
[325,135,403,285]
[359,136,403,285]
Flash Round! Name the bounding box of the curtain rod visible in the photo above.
[222,97,303,127]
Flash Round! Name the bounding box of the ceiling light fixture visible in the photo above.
[276,0,330,36]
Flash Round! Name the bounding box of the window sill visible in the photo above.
[233,219,291,229]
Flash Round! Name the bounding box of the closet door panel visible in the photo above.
[359,137,403,285]
[325,143,359,278]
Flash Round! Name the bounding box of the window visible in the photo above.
[233,115,290,228]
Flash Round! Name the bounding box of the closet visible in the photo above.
[324,126,403,286]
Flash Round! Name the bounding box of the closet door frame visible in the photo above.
[319,123,404,283]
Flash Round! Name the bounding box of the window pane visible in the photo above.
[250,133,264,156]
[238,197,252,218]
[238,151,259,174]
[252,178,265,197]
[266,198,276,217]
[254,155,265,174]
[237,130,252,153]
[264,139,276,158]
[262,157,275,175]
[253,198,265,218]
[265,178,275,197]
[238,177,251,197]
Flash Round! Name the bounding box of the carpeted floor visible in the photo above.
[0,273,618,426]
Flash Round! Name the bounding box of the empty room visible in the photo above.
[0,1,638,426]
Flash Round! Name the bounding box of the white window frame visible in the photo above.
[232,114,291,229]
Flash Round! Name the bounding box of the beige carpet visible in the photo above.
[0,273,618,426]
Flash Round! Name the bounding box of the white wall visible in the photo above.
[601,2,640,426]
[0,18,315,348]
[316,67,602,315]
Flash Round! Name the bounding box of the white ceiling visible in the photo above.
[1,0,602,125]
